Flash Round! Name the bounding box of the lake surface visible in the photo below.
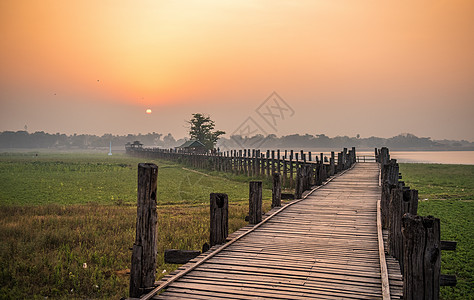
[387,151,474,165]
[299,150,474,165]
[355,150,474,165]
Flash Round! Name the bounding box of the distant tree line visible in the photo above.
[0,131,473,150]
[218,133,474,150]
[0,131,185,149]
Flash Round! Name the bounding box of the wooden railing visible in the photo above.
[126,146,357,189]
[377,147,457,300]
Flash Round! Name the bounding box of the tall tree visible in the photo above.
[187,113,225,150]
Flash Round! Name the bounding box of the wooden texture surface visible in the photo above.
[151,163,401,299]
[130,163,158,298]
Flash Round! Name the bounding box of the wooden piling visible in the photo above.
[402,214,441,300]
[289,151,294,188]
[130,163,158,298]
[272,172,282,208]
[249,181,263,224]
[210,193,229,246]
[295,167,303,199]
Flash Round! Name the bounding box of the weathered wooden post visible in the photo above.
[271,150,275,175]
[249,181,263,224]
[329,151,335,176]
[289,150,294,188]
[130,163,158,298]
[266,150,270,177]
[295,167,303,199]
[351,147,356,165]
[379,147,390,165]
[337,152,343,172]
[272,172,282,208]
[255,150,260,177]
[277,150,281,175]
[402,214,441,300]
[388,188,404,264]
[382,159,399,228]
[210,193,228,246]
[304,164,312,190]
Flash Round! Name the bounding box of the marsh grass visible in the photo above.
[0,153,272,299]
[0,153,272,206]
[400,163,474,299]
[0,202,273,299]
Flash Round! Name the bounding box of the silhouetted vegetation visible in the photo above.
[187,113,225,150]
[1,131,473,150]
[221,132,474,150]
[0,131,185,150]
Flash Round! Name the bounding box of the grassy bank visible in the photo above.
[0,153,272,299]
[0,152,272,206]
[400,163,474,300]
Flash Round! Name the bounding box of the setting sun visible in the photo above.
[145,109,152,114]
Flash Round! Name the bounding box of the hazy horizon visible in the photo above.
[1,1,473,141]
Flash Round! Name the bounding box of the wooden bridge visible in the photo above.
[139,162,402,299]
[128,147,454,299]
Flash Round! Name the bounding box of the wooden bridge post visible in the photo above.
[305,164,312,189]
[130,163,158,298]
[337,152,343,172]
[271,150,276,175]
[379,147,390,165]
[239,150,243,174]
[266,150,270,177]
[388,188,404,265]
[295,167,303,199]
[402,214,441,300]
[210,193,229,246]
[243,149,247,176]
[277,150,281,175]
[255,150,260,177]
[247,149,251,176]
[272,172,282,208]
[289,150,294,188]
[329,151,335,176]
[251,149,255,177]
[381,159,399,228]
[249,181,263,224]
[295,152,299,171]
[351,147,356,165]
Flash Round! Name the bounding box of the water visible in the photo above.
[354,150,474,165]
[295,150,474,165]
[387,151,474,165]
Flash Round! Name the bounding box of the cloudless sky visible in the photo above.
[1,0,473,141]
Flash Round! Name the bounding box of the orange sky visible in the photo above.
[1,0,473,141]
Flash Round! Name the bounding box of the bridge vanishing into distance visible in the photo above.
[140,162,402,300]
[128,147,453,300]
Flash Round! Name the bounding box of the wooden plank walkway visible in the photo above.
[149,163,402,299]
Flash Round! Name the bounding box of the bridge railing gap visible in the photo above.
[377,147,457,300]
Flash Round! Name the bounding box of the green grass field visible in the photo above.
[0,152,272,299]
[0,153,471,299]
[400,163,474,300]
